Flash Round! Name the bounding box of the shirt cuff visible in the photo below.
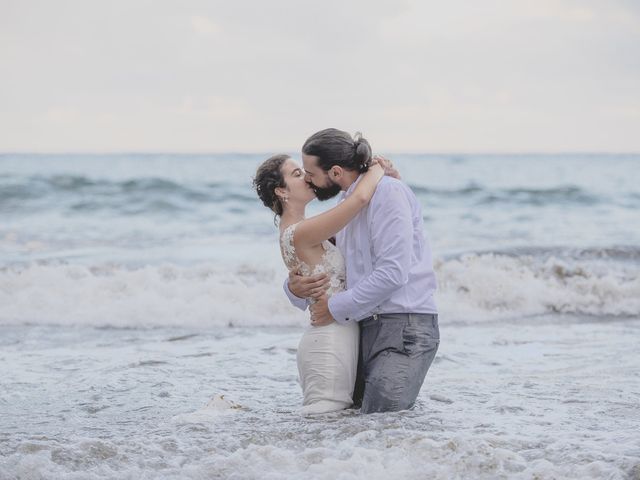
[328,289,359,324]
[283,278,308,311]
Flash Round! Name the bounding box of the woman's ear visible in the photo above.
[274,186,287,200]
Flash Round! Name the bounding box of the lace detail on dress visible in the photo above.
[280,222,346,297]
[280,223,299,271]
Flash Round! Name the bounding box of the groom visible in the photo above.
[284,128,440,414]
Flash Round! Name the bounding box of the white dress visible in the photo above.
[280,222,359,415]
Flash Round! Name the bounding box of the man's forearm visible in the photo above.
[328,262,408,322]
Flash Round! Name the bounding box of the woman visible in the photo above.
[253,139,383,414]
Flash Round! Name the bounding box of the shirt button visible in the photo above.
[345,318,349,321]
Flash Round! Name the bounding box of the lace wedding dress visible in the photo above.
[280,222,359,415]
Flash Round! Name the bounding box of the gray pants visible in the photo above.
[353,313,440,414]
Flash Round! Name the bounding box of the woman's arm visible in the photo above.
[294,163,384,247]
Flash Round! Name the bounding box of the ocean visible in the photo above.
[1,153,639,479]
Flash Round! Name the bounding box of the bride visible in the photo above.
[253,151,384,414]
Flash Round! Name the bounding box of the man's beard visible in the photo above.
[311,181,342,201]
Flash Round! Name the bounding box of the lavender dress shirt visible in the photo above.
[284,175,437,323]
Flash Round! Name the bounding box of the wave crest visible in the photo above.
[437,252,640,321]
[2,250,638,328]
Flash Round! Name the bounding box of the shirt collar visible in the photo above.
[343,174,364,198]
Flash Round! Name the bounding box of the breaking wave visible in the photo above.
[2,248,638,328]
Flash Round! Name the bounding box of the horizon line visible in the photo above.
[1,150,639,156]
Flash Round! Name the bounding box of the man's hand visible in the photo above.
[288,268,330,299]
[372,155,401,180]
[309,294,336,327]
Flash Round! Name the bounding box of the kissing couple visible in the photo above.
[253,128,440,415]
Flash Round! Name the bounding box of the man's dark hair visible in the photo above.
[302,128,372,173]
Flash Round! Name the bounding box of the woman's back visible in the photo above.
[280,222,346,297]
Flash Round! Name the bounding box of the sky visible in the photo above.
[1,0,639,153]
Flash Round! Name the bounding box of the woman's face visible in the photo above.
[279,158,316,206]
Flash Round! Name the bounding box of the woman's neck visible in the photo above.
[280,203,306,228]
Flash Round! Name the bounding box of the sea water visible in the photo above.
[1,153,639,479]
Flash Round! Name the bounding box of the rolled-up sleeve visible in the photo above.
[328,182,413,323]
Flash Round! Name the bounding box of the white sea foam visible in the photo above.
[1,314,638,479]
[1,253,638,328]
[5,434,633,479]
[436,253,640,322]
[0,261,303,327]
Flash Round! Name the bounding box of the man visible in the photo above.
[285,128,439,414]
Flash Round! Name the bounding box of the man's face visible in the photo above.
[301,153,341,201]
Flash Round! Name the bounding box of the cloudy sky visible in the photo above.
[1,0,639,153]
